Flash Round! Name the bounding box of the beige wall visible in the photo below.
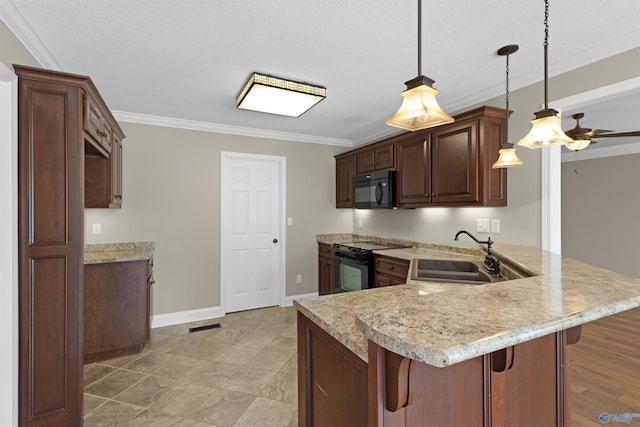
[562,153,640,278]
[358,47,640,250]
[0,19,39,68]
[84,123,352,314]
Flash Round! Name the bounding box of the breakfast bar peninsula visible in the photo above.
[295,235,640,427]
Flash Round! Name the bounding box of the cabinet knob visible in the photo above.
[388,266,394,270]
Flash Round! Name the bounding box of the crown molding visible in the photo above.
[112,110,353,147]
[0,1,61,70]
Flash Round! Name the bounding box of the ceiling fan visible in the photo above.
[564,113,640,151]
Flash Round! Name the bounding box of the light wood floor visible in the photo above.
[570,307,640,426]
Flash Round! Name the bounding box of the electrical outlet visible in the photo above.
[92,223,101,235]
[476,219,490,233]
[491,219,501,234]
[287,217,293,226]
[296,274,302,284]
[358,218,363,229]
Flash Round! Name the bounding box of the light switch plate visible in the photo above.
[476,219,490,233]
[287,217,293,226]
[296,274,302,284]
[92,223,101,235]
[491,219,501,234]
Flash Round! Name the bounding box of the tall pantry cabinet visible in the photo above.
[15,65,125,426]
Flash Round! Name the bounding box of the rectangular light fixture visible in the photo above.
[236,73,326,118]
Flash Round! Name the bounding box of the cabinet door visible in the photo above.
[318,244,335,295]
[84,260,150,363]
[109,135,123,207]
[335,154,357,208]
[490,334,558,426]
[298,313,368,427]
[374,142,395,170]
[481,116,508,206]
[318,256,334,295]
[396,135,431,207]
[358,142,395,173]
[17,77,83,427]
[431,120,479,205]
[358,148,376,173]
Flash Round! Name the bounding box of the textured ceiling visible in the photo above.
[1,0,639,147]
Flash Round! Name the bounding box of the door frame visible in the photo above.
[219,151,286,315]
[0,61,18,427]
[542,76,640,255]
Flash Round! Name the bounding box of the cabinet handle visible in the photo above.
[388,266,394,270]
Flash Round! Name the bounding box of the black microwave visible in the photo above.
[352,170,396,209]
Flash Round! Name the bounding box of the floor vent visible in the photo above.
[188,323,221,333]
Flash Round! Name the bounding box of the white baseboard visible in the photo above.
[151,306,223,329]
[284,292,318,307]
[152,295,318,328]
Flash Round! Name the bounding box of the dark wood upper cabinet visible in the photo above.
[396,131,431,207]
[431,119,479,205]
[336,106,508,209]
[335,153,357,208]
[83,90,125,209]
[358,141,395,173]
[15,64,125,427]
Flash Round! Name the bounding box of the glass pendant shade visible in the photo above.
[386,76,454,131]
[564,139,591,151]
[518,109,574,149]
[492,147,523,168]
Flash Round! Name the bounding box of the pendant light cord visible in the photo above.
[543,0,549,110]
[417,0,422,76]
[505,51,510,145]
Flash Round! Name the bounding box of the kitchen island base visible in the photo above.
[298,312,581,427]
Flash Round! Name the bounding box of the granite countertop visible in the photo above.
[295,234,640,367]
[84,242,155,264]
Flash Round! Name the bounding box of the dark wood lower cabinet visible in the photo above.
[84,260,152,363]
[374,255,409,287]
[318,243,335,295]
[298,311,581,427]
[298,312,368,427]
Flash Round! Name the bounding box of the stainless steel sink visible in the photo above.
[411,259,504,285]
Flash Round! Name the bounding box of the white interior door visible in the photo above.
[221,152,285,313]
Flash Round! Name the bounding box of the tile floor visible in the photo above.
[83,306,298,427]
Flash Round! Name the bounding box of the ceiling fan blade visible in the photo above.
[588,129,614,137]
[591,131,640,138]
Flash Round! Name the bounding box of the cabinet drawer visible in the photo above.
[375,256,409,281]
[375,273,406,287]
[84,93,112,154]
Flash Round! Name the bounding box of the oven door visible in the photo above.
[334,253,371,292]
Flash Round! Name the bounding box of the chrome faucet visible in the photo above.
[454,230,501,276]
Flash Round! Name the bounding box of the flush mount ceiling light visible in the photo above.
[518,0,573,149]
[236,73,326,118]
[386,0,454,131]
[492,44,523,169]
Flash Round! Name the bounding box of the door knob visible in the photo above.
[273,238,278,243]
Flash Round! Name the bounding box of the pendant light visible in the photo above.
[493,45,523,168]
[517,0,573,149]
[386,0,454,131]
